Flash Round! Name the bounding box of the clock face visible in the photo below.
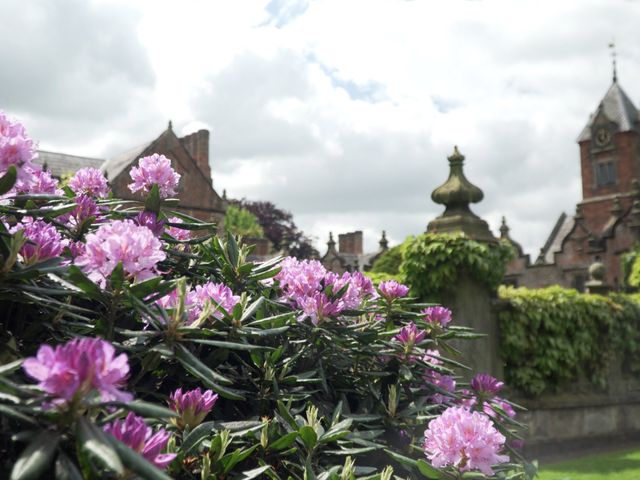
[595,128,612,147]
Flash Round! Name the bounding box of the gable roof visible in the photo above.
[35,150,104,178]
[578,81,640,141]
[101,143,147,181]
[540,213,575,264]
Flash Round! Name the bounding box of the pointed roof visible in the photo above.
[578,80,639,141]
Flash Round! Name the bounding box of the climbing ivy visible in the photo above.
[498,286,640,396]
[400,233,514,300]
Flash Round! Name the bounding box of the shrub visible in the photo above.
[0,113,532,479]
[224,204,264,237]
[498,286,640,396]
[401,233,514,301]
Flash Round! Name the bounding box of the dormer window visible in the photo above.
[595,159,617,187]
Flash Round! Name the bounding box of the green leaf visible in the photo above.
[269,431,298,450]
[106,435,173,480]
[128,276,163,299]
[298,426,317,451]
[236,465,272,480]
[239,297,264,324]
[0,166,17,195]
[107,400,179,419]
[144,183,161,214]
[67,266,103,300]
[190,339,270,351]
[181,421,217,454]
[0,404,37,426]
[416,460,441,479]
[174,344,233,385]
[55,453,83,480]
[10,431,60,480]
[76,417,124,476]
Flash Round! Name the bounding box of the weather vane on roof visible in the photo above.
[609,40,617,82]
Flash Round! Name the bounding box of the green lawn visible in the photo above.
[538,447,640,480]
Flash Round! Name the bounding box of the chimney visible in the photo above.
[338,231,363,255]
[181,129,211,182]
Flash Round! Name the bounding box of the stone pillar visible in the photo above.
[427,147,502,378]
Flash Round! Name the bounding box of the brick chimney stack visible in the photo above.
[338,231,363,255]
[181,129,211,182]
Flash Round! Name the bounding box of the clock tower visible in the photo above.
[576,73,640,236]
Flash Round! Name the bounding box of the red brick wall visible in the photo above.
[338,231,363,255]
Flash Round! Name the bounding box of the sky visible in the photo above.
[2,0,640,256]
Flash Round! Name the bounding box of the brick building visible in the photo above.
[505,73,640,290]
[35,123,227,227]
[321,230,388,273]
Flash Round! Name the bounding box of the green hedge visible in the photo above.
[401,233,514,301]
[498,286,640,396]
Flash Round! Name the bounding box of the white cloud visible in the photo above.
[2,0,640,255]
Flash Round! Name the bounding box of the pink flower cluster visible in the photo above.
[423,349,456,404]
[394,322,426,347]
[10,217,67,264]
[12,167,62,196]
[423,406,509,476]
[169,387,218,429]
[157,281,240,324]
[23,337,132,404]
[166,216,192,241]
[275,257,376,325]
[422,306,452,327]
[460,373,516,419]
[378,280,409,301]
[0,112,36,182]
[128,153,180,199]
[68,167,110,198]
[104,412,176,469]
[75,220,166,287]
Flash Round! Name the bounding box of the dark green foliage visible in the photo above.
[370,242,407,275]
[499,286,640,396]
[401,233,514,301]
[224,204,265,237]
[0,191,531,479]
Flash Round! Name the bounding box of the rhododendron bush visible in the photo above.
[0,112,534,479]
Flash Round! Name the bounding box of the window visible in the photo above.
[595,161,616,187]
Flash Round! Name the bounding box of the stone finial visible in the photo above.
[611,196,623,216]
[575,204,584,220]
[586,261,610,294]
[535,247,546,265]
[327,231,336,250]
[632,178,640,198]
[222,189,227,200]
[431,146,484,207]
[499,216,509,239]
[426,147,496,243]
[629,200,640,239]
[168,120,173,131]
[379,230,389,251]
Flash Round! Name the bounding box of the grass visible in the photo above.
[537,447,640,480]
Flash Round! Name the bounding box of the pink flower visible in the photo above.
[326,271,377,310]
[423,349,456,404]
[297,292,342,325]
[134,211,165,237]
[75,220,166,287]
[104,413,176,470]
[11,166,62,195]
[275,257,327,302]
[423,406,509,476]
[471,373,504,396]
[0,112,36,181]
[68,167,109,198]
[394,322,426,348]
[156,286,199,324]
[378,280,409,300]
[169,388,218,429]
[10,217,66,264]
[165,217,191,241]
[128,153,180,199]
[422,306,452,327]
[65,195,103,229]
[193,281,240,320]
[23,337,132,404]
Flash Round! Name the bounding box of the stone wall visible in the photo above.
[446,273,640,460]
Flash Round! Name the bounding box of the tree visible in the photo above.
[224,204,264,237]
[230,199,318,259]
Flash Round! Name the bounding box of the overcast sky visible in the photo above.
[2,0,640,256]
